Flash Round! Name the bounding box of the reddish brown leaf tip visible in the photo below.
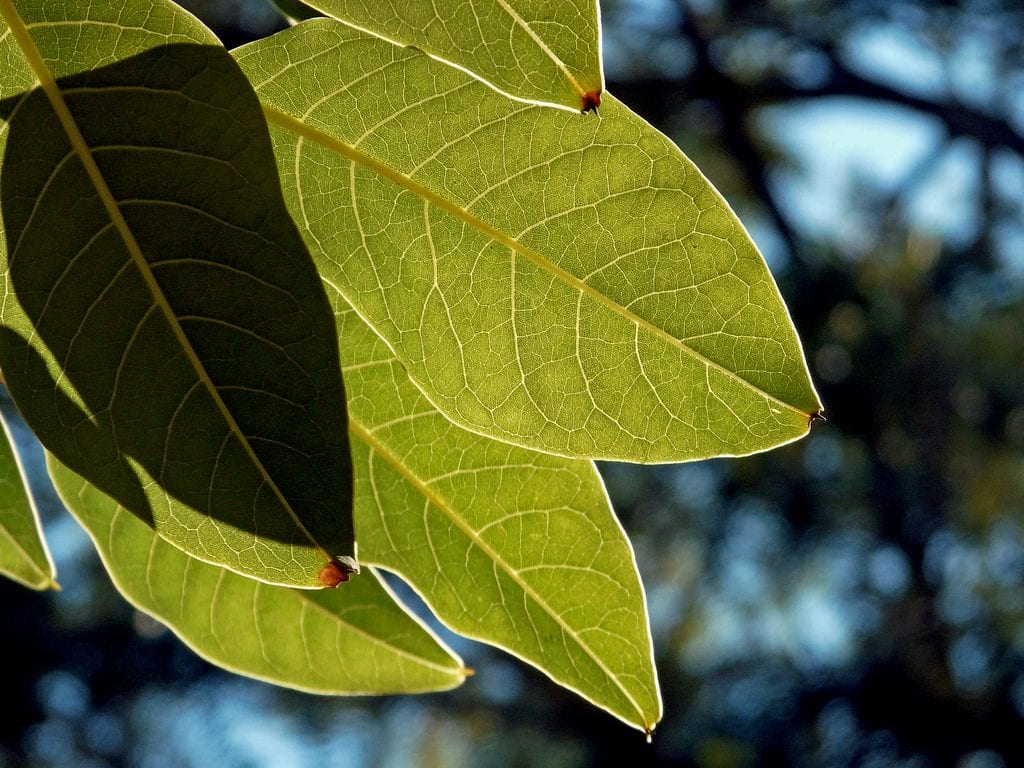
[809,410,827,427]
[644,728,654,744]
[581,90,602,114]
[319,560,354,588]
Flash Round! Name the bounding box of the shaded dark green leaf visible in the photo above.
[0,1,354,587]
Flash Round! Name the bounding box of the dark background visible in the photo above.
[3,0,1023,765]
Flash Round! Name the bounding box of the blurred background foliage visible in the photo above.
[2,0,1023,765]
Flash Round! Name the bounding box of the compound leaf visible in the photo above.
[0,401,55,590]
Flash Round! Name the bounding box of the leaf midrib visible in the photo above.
[493,0,588,102]
[348,416,654,729]
[0,411,54,587]
[0,4,330,562]
[263,105,811,421]
[0,520,46,581]
[291,569,466,678]
[102,503,465,687]
[297,5,590,110]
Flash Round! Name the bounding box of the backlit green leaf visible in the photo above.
[0,400,55,590]
[236,21,822,465]
[0,1,355,587]
[336,301,661,733]
[295,0,603,112]
[49,455,467,695]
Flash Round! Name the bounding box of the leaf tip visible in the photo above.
[581,90,602,115]
[645,727,654,744]
[48,578,62,592]
[319,557,359,588]
[462,667,476,678]
[809,410,827,428]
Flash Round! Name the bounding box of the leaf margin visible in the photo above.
[0,395,57,590]
[49,453,470,696]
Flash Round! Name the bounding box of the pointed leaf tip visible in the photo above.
[0,405,56,590]
[51,456,466,695]
[238,23,820,464]
[290,1,604,111]
[319,558,359,587]
[324,307,661,729]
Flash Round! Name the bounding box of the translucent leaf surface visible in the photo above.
[236,21,822,464]
[0,401,55,589]
[297,0,603,111]
[335,301,661,732]
[0,1,355,587]
[49,456,466,694]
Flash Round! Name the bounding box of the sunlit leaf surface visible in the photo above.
[0,1,355,587]
[337,302,661,732]
[50,456,467,695]
[0,404,55,589]
[237,21,822,464]
[295,0,603,111]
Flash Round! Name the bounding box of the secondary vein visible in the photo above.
[493,0,588,100]
[262,104,811,420]
[0,4,331,562]
[349,417,651,727]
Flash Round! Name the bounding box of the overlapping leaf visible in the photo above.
[333,301,660,732]
[50,456,466,694]
[291,0,603,111]
[0,0,355,587]
[0,402,55,589]
[236,21,822,465]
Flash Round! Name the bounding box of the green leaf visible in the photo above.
[236,21,823,465]
[295,0,603,112]
[0,399,56,590]
[334,302,661,732]
[0,2,356,587]
[49,455,467,694]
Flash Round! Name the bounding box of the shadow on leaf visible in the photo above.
[0,43,354,576]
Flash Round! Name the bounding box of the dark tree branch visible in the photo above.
[610,56,1024,159]
[610,4,1024,291]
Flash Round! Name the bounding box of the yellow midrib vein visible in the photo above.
[0,521,48,582]
[0,4,331,563]
[263,105,811,421]
[348,417,652,728]
[105,503,465,684]
[493,0,587,101]
[0,411,54,585]
[292,575,469,679]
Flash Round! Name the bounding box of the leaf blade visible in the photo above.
[0,1,355,586]
[0,400,55,590]
[295,0,603,111]
[335,301,661,732]
[237,21,822,464]
[49,454,466,694]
